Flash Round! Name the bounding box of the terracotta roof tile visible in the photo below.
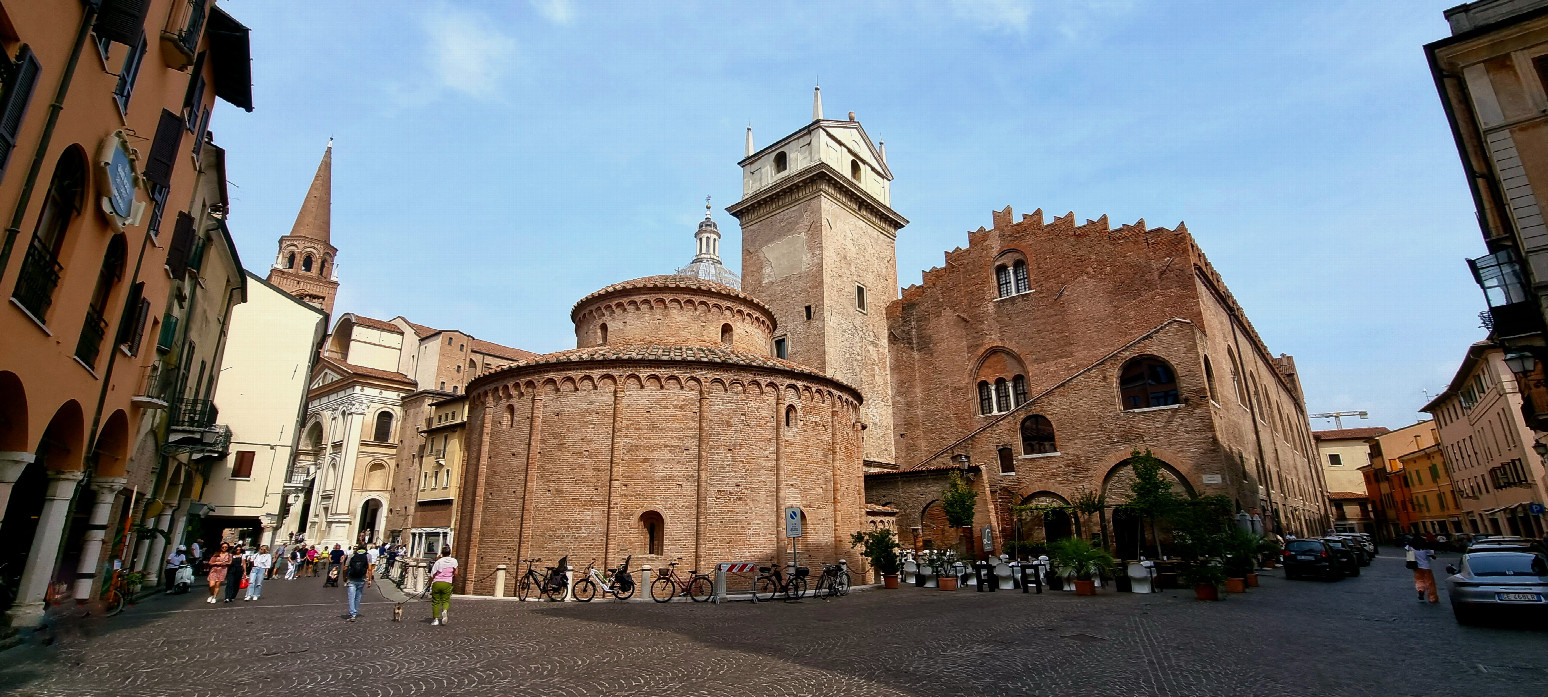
[865,504,899,514]
[1327,491,1369,500]
[1312,427,1389,441]
[320,356,415,385]
[401,319,438,337]
[346,315,404,334]
[571,275,775,321]
[471,344,859,398]
[471,339,538,362]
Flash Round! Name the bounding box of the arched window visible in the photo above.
[468,359,477,377]
[641,511,664,555]
[285,252,295,269]
[994,378,1011,414]
[978,381,993,415]
[76,233,127,366]
[785,404,797,428]
[998,446,1015,474]
[599,323,608,345]
[319,257,329,277]
[373,411,394,442]
[721,323,732,347]
[1119,356,1179,410]
[1227,349,1246,404]
[302,254,313,272]
[1012,260,1029,294]
[995,264,1013,298]
[1021,415,1056,454]
[1204,356,1217,402]
[850,159,861,181]
[774,151,788,174]
[1012,375,1028,407]
[14,148,87,320]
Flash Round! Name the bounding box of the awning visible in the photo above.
[206,6,253,112]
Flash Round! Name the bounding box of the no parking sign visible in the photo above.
[785,506,802,538]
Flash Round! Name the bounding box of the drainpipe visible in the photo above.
[0,4,97,283]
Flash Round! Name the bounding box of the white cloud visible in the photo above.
[944,0,1139,37]
[530,0,575,25]
[948,0,1034,33]
[423,6,517,98]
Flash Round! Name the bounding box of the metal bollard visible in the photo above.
[494,564,507,598]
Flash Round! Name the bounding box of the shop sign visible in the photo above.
[96,131,142,229]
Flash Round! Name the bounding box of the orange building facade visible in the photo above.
[0,0,251,626]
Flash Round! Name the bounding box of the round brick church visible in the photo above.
[454,214,865,594]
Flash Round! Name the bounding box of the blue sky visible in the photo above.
[212,0,1480,431]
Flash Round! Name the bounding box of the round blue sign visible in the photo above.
[105,144,134,218]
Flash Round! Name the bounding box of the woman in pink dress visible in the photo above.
[205,543,232,604]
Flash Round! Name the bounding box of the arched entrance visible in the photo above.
[1016,492,1071,549]
[1112,507,1141,560]
[1102,454,1194,559]
[357,498,382,545]
[920,499,951,551]
[2,400,85,617]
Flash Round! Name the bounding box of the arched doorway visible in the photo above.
[1044,509,1073,543]
[1102,454,1194,559]
[1,400,85,614]
[357,499,382,545]
[920,499,951,551]
[1112,507,1142,560]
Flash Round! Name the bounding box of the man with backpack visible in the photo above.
[343,543,374,621]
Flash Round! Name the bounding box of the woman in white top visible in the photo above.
[245,545,274,601]
[1406,539,1438,604]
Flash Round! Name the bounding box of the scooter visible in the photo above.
[167,564,194,594]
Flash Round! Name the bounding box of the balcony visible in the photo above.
[131,363,173,409]
[170,399,218,430]
[73,306,108,368]
[159,0,207,67]
[11,238,61,322]
[1470,249,1543,339]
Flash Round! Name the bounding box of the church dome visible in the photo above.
[675,200,740,289]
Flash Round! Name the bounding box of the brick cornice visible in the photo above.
[726,162,907,236]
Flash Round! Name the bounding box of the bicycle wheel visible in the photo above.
[754,576,778,603]
[786,576,807,600]
[541,575,567,601]
[517,575,534,601]
[835,571,850,596]
[650,576,676,603]
[572,578,597,602]
[612,580,635,600]
[103,587,126,617]
[688,575,713,602]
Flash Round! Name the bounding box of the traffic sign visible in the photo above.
[785,506,803,538]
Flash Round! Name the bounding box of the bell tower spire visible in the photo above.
[266,140,341,317]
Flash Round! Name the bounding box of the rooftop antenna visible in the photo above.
[1310,410,1369,430]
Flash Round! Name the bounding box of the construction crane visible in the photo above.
[1310,410,1369,430]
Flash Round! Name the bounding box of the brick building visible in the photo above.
[453,216,866,594]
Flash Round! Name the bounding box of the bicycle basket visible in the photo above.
[795,566,810,577]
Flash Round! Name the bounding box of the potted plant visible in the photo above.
[927,550,960,590]
[1181,560,1225,600]
[1048,538,1114,596]
[1222,528,1258,593]
[850,529,903,589]
[1254,533,1281,574]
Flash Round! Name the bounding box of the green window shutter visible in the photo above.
[0,45,40,182]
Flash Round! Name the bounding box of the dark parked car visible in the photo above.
[1445,552,1548,625]
[1280,539,1337,581]
[1320,538,1360,577]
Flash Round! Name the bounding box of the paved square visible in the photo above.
[3,555,1546,696]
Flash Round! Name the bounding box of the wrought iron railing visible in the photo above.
[74,306,108,367]
[177,0,208,56]
[12,238,61,320]
[170,398,218,430]
[134,363,174,404]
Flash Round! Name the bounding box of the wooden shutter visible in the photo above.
[166,212,195,280]
[0,45,40,181]
[182,52,206,130]
[232,451,255,479]
[114,280,145,346]
[143,109,183,188]
[93,0,151,47]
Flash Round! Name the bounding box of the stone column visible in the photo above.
[167,497,193,554]
[142,504,176,585]
[0,452,36,525]
[72,477,127,602]
[6,470,84,627]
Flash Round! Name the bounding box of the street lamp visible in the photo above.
[952,453,971,470]
[1505,351,1537,375]
[1533,441,1547,459]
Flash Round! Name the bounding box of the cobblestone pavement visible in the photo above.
[3,554,1546,696]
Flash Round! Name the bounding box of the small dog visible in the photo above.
[392,603,404,622]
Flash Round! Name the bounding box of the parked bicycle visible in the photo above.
[754,563,808,602]
[650,558,712,603]
[101,567,137,617]
[812,561,850,598]
[516,556,570,601]
[573,556,636,601]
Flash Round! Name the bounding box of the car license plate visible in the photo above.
[1296,555,1314,561]
[1497,593,1542,602]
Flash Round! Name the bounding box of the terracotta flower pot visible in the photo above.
[938,576,958,591]
[1073,579,1095,596]
[1245,573,1259,588]
[883,574,900,589]
[1224,577,1246,594]
[1193,583,1220,601]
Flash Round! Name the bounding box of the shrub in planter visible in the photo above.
[1048,538,1114,596]
[1181,560,1225,601]
[849,529,902,589]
